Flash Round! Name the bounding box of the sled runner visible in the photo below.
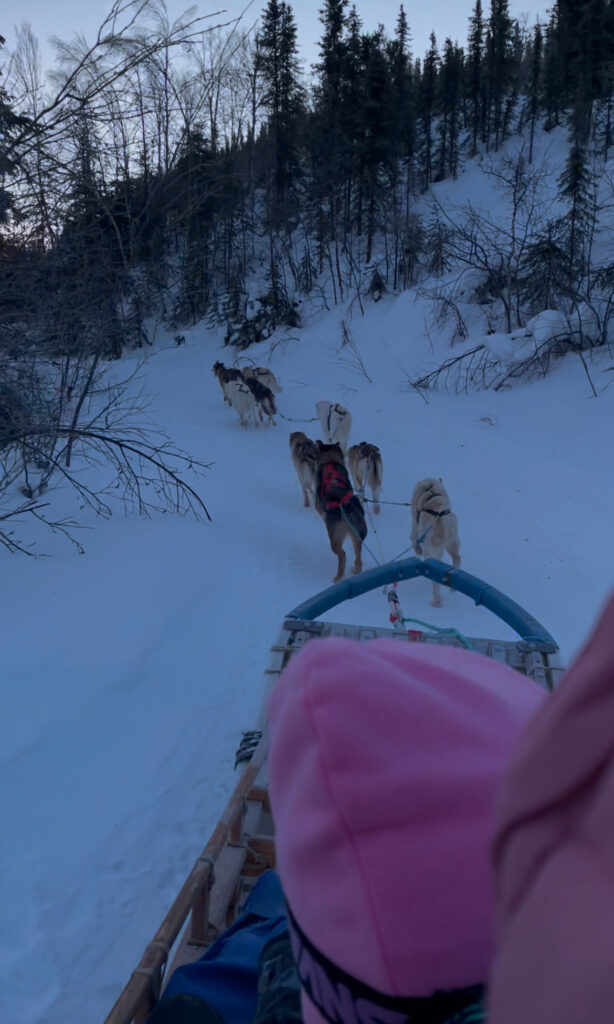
[104,557,561,1024]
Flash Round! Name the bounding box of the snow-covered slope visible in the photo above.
[3,138,614,1024]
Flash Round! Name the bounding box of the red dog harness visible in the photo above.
[318,462,354,510]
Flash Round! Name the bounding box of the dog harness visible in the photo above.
[424,508,450,519]
[326,403,346,438]
[319,462,354,510]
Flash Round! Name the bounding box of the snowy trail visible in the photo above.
[2,310,613,1023]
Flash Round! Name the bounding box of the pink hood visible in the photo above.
[267,636,544,1024]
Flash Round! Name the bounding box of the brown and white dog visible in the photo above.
[212,361,243,404]
[410,477,461,607]
[225,379,258,427]
[244,377,277,426]
[316,401,352,453]
[315,441,367,583]
[241,366,282,394]
[348,442,383,514]
[289,431,318,508]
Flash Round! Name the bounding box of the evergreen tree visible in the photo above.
[0,78,29,226]
[526,22,543,162]
[256,0,303,227]
[521,221,568,313]
[543,0,613,133]
[557,139,595,287]
[501,18,524,138]
[311,0,349,260]
[389,5,415,223]
[467,0,485,157]
[315,0,349,173]
[389,6,414,168]
[360,29,394,260]
[340,4,364,231]
[437,39,463,180]
[541,10,564,130]
[487,0,513,150]
[420,33,439,189]
[425,210,453,276]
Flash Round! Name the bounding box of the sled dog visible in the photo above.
[225,379,258,427]
[241,366,282,394]
[212,361,243,404]
[410,477,461,607]
[316,401,352,452]
[315,441,367,583]
[348,442,383,514]
[289,431,318,508]
[244,377,277,426]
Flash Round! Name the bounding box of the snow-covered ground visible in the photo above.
[3,138,614,1024]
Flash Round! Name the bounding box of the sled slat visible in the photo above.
[104,740,268,1024]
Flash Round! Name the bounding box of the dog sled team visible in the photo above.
[290,401,461,599]
[213,361,461,600]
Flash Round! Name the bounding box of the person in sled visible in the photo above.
[267,635,543,1024]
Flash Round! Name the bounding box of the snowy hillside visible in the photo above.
[3,135,614,1024]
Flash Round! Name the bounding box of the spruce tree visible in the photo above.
[341,3,364,231]
[256,0,303,228]
[541,10,564,130]
[0,74,29,225]
[389,5,415,222]
[521,221,568,313]
[487,0,513,150]
[389,6,414,167]
[526,22,543,162]
[315,0,349,171]
[360,30,394,260]
[420,33,439,189]
[312,0,349,252]
[467,0,485,157]
[437,39,463,180]
[557,140,595,289]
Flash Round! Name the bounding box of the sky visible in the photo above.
[4,0,550,74]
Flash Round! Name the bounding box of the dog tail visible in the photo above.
[371,454,383,489]
[344,497,368,541]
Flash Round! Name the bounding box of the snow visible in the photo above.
[3,139,614,1024]
[526,308,570,345]
[483,331,519,363]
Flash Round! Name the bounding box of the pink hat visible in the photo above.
[488,593,614,1024]
[267,636,544,1024]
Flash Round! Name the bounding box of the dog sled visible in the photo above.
[104,557,561,1024]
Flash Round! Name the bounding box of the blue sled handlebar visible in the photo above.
[286,558,558,653]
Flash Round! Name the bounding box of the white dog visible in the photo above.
[225,380,258,427]
[348,442,383,514]
[410,477,461,607]
[241,366,282,394]
[316,401,352,453]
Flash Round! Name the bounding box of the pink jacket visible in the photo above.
[488,592,614,1023]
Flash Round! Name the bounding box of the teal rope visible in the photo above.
[402,617,474,650]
